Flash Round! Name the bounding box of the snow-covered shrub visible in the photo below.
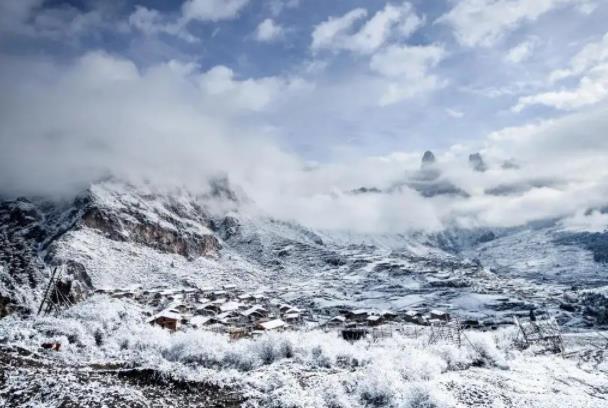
[403,382,454,408]
[335,353,361,369]
[357,358,405,407]
[251,334,296,366]
[246,372,325,408]
[278,338,295,359]
[491,327,520,352]
[358,374,396,406]
[33,317,90,348]
[256,337,279,365]
[161,330,229,367]
[63,295,142,330]
[319,378,353,408]
[397,349,447,381]
[464,331,507,369]
[310,345,332,369]
[94,327,104,346]
[431,344,472,371]
[223,349,259,371]
[112,323,171,359]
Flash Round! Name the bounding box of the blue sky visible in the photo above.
[2,0,608,162]
[1,1,608,233]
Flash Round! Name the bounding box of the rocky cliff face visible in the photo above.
[75,180,224,260]
[0,179,231,315]
[79,196,221,260]
[0,199,50,315]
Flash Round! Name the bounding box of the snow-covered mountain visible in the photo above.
[1,176,607,327]
[2,176,608,407]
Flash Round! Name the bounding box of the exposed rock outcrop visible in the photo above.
[404,151,469,198]
[214,215,241,241]
[421,150,437,168]
[81,206,221,259]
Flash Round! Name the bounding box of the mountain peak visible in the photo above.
[421,150,437,169]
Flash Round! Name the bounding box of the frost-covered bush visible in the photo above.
[0,297,525,407]
[223,349,259,371]
[246,372,326,408]
[431,344,472,371]
[310,345,332,369]
[94,328,104,346]
[318,378,352,408]
[464,331,507,369]
[33,317,91,348]
[161,330,229,367]
[403,383,454,408]
[491,327,520,352]
[358,361,403,407]
[256,337,280,365]
[397,349,447,381]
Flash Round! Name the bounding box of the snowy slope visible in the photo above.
[0,178,607,327]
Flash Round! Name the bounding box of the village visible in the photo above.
[95,284,459,341]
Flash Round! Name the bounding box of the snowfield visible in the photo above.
[1,296,607,407]
[2,180,608,407]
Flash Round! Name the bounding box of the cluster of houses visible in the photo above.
[97,285,452,339]
[99,285,308,338]
[324,308,450,328]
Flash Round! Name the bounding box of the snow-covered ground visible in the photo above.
[1,297,607,407]
[2,180,608,406]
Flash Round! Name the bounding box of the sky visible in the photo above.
[1,0,608,233]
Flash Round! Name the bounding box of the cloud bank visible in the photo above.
[1,51,607,234]
[1,1,607,235]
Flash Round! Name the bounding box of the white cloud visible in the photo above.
[438,0,593,47]
[255,18,284,42]
[268,0,300,17]
[0,52,310,197]
[370,44,444,78]
[311,2,423,54]
[486,105,608,160]
[350,2,424,54]
[311,8,367,52]
[513,33,608,112]
[549,32,608,82]
[308,3,437,105]
[561,210,608,233]
[514,63,608,111]
[446,108,464,118]
[369,44,446,105]
[505,39,537,63]
[128,6,197,42]
[181,0,250,22]
[129,0,250,41]
[197,65,310,111]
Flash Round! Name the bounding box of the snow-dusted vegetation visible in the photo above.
[2,296,607,407]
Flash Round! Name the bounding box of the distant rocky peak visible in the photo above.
[421,150,437,169]
[413,150,440,182]
[469,153,487,172]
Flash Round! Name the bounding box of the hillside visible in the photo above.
[1,178,608,407]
